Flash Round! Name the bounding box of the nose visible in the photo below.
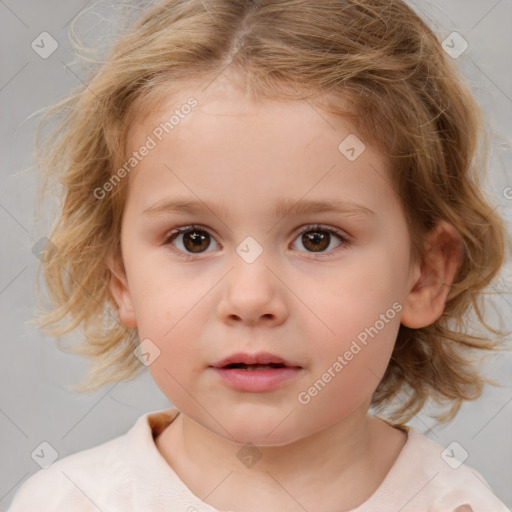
[217,256,288,328]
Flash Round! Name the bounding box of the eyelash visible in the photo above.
[163,224,350,260]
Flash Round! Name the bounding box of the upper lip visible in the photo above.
[211,352,302,368]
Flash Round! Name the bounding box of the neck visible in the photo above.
[156,406,406,512]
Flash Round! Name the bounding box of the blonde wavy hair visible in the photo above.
[32,0,509,424]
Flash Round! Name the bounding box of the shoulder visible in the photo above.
[6,408,179,512]
[377,425,509,512]
[6,432,130,512]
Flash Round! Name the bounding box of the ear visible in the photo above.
[401,221,463,329]
[106,250,138,329]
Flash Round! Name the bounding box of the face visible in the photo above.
[111,77,421,446]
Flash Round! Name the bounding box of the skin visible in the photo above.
[109,76,462,512]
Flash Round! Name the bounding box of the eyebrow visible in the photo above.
[143,196,375,219]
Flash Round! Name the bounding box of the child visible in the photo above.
[8,0,510,510]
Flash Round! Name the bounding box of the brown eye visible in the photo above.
[164,224,348,259]
[291,225,347,256]
[182,229,210,253]
[165,226,219,254]
[301,231,331,252]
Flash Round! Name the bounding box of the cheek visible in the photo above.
[143,326,204,409]
[312,314,399,389]
[303,250,403,387]
[297,315,400,428]
[311,254,403,336]
[126,259,205,336]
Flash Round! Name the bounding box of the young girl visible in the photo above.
[7,0,510,510]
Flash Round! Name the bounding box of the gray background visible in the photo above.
[1,0,511,509]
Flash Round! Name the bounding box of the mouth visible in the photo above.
[211,351,302,369]
[222,363,289,370]
[210,353,303,392]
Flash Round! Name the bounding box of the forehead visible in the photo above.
[123,77,397,218]
[126,74,358,156]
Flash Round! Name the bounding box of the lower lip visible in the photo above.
[211,366,302,392]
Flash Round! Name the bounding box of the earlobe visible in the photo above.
[106,251,138,329]
[401,221,463,329]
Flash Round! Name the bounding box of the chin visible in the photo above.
[217,419,305,447]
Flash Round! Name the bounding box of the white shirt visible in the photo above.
[6,407,509,512]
